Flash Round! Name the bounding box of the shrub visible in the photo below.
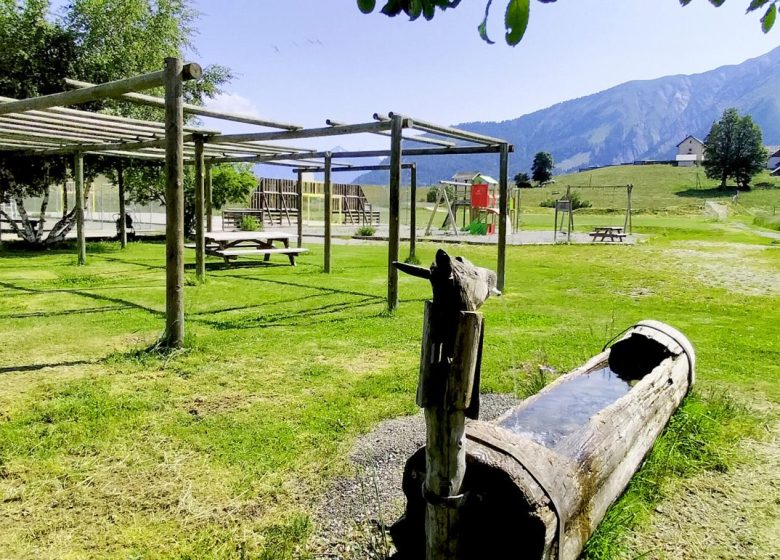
[240,215,260,231]
[539,190,592,210]
[356,225,376,236]
[426,185,456,203]
[753,212,780,231]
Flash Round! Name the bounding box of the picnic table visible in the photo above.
[189,231,307,265]
[588,226,627,243]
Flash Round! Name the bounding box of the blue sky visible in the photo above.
[187,0,779,153]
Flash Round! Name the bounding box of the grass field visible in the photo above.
[1,166,779,558]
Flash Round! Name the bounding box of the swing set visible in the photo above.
[553,184,633,243]
[425,179,519,237]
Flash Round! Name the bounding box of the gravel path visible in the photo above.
[311,393,520,558]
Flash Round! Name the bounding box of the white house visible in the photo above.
[766,147,780,171]
[676,135,705,167]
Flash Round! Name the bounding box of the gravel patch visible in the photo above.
[311,393,520,557]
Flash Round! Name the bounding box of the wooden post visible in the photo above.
[410,163,417,261]
[117,162,127,248]
[205,163,213,233]
[194,135,206,281]
[626,183,633,234]
[324,153,332,273]
[497,143,509,293]
[74,152,86,266]
[419,302,483,560]
[388,114,403,310]
[163,56,185,348]
[296,170,304,248]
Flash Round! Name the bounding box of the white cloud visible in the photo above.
[205,92,260,117]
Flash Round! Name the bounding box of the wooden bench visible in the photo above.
[214,247,307,265]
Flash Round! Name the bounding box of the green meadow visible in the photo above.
[1,165,778,559]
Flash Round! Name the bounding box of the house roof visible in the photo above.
[474,174,499,185]
[452,171,479,181]
[767,146,780,158]
[676,135,705,147]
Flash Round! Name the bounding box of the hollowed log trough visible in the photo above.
[391,320,696,560]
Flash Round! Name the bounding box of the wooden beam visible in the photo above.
[205,163,213,233]
[118,162,127,248]
[65,78,301,131]
[497,143,509,293]
[296,170,304,248]
[410,163,417,261]
[328,118,454,148]
[29,135,192,157]
[0,64,201,116]
[290,163,415,173]
[163,57,186,349]
[207,120,393,145]
[387,114,402,311]
[217,144,511,165]
[389,112,508,146]
[74,152,86,266]
[194,136,206,281]
[324,153,332,273]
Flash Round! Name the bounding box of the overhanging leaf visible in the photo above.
[477,0,495,44]
[708,0,726,6]
[505,0,530,46]
[747,0,770,13]
[357,0,376,14]
[761,2,777,31]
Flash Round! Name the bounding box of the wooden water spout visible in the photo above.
[394,249,499,559]
[390,316,695,560]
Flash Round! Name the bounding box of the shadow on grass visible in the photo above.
[675,187,739,199]
[0,305,134,319]
[0,360,93,374]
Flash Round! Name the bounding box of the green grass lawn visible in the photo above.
[0,215,778,558]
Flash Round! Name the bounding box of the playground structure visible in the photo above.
[0,61,513,347]
[553,184,633,243]
[222,177,380,230]
[425,174,520,237]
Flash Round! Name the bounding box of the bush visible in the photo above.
[240,215,260,231]
[355,225,376,236]
[539,190,592,210]
[426,185,456,203]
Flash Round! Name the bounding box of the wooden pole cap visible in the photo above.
[183,63,203,81]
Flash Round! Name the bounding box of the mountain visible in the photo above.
[355,47,780,185]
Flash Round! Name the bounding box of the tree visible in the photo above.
[357,0,778,46]
[513,172,532,188]
[0,0,232,245]
[703,108,767,190]
[531,152,553,186]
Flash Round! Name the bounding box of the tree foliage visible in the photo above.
[513,171,532,188]
[531,152,553,185]
[0,0,232,245]
[703,108,767,189]
[112,162,257,235]
[357,0,777,46]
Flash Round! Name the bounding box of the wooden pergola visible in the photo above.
[0,59,513,347]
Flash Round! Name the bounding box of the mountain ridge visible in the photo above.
[355,47,780,185]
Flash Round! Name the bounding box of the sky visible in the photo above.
[184,0,779,154]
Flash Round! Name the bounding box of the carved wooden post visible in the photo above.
[74,152,86,266]
[117,161,127,248]
[395,249,499,560]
